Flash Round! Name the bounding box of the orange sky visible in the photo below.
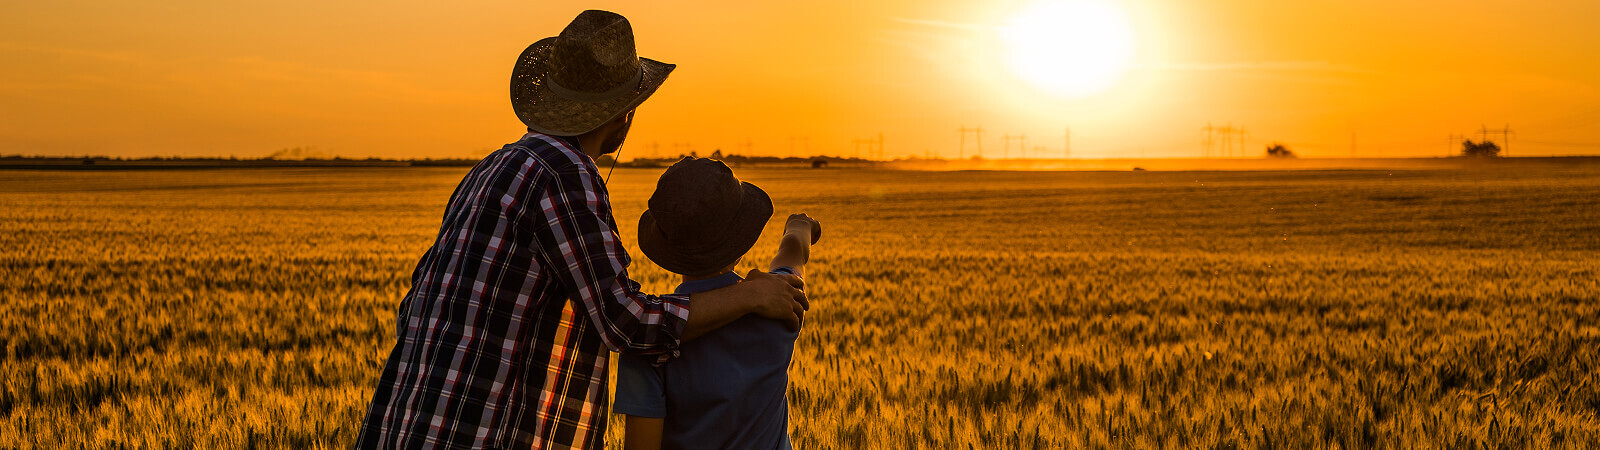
[3,0,1598,159]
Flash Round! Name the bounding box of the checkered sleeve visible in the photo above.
[526,152,691,360]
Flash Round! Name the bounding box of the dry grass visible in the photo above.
[2,165,1598,448]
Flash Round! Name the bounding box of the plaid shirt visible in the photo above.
[356,133,692,449]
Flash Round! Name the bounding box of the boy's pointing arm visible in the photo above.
[770,213,821,277]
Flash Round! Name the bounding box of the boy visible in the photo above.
[615,157,822,450]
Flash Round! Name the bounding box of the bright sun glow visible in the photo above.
[999,0,1136,98]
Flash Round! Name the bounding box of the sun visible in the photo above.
[998,0,1136,98]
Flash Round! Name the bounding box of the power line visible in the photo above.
[1064,127,1072,159]
[1499,125,1515,156]
[1239,127,1248,157]
[851,134,885,160]
[958,126,983,159]
[1475,125,1513,155]
[1002,134,1027,159]
[1454,125,1516,156]
[1202,123,1248,157]
[1220,124,1233,157]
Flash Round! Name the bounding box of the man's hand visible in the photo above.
[740,269,808,331]
[683,269,809,340]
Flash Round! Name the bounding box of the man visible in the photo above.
[356,10,809,449]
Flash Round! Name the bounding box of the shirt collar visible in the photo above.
[520,131,598,173]
[523,130,583,150]
[674,272,744,295]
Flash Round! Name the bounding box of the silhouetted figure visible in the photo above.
[355,11,807,449]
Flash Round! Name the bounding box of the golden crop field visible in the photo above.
[3,164,1599,448]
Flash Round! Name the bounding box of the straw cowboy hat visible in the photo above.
[638,157,773,275]
[511,10,675,136]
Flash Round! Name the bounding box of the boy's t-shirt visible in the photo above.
[614,268,800,450]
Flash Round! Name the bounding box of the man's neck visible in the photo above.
[577,135,604,161]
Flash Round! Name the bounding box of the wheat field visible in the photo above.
[2,164,1598,448]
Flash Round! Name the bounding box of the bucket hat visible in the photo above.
[511,10,675,136]
[638,158,773,275]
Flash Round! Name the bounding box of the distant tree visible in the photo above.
[266,146,331,161]
[1265,143,1296,158]
[1461,140,1501,157]
[709,149,723,159]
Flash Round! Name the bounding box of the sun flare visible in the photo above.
[998,0,1136,98]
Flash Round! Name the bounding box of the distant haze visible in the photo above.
[2,0,1598,159]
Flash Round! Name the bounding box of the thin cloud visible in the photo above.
[874,18,994,88]
[1144,61,1371,75]
[1138,61,1373,86]
[890,17,992,31]
[0,41,144,63]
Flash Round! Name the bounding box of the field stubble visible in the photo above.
[2,165,1599,448]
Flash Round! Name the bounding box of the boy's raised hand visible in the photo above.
[786,213,821,244]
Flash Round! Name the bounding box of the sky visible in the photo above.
[3,0,1598,159]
